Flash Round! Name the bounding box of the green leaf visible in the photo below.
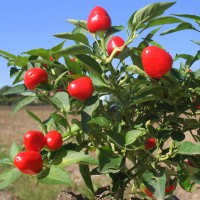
[178,142,200,155]
[105,25,124,38]
[191,40,200,45]
[3,84,26,95]
[54,71,68,87]
[161,23,200,35]
[10,67,19,78]
[64,57,82,74]
[191,170,200,185]
[50,92,70,113]
[194,69,200,79]
[23,48,50,59]
[173,14,200,21]
[67,19,88,30]
[12,68,26,85]
[125,129,146,145]
[0,158,13,165]
[0,168,21,190]
[177,165,194,192]
[53,44,92,57]
[142,168,166,200]
[75,54,102,74]
[140,16,184,33]
[79,164,94,194]
[14,56,29,67]
[9,142,20,162]
[51,113,68,128]
[128,2,176,31]
[81,95,100,132]
[12,96,36,113]
[88,117,110,127]
[39,166,73,186]
[126,65,148,77]
[0,50,17,59]
[98,146,123,173]
[54,32,89,45]
[60,151,98,166]
[50,41,66,53]
[26,110,46,133]
[90,74,108,87]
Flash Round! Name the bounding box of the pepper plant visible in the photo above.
[0,2,200,200]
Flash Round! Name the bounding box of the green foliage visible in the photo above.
[0,1,200,199]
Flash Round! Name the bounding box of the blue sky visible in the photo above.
[0,0,200,88]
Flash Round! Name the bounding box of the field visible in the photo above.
[0,106,200,200]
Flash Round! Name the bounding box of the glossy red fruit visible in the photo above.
[45,130,63,150]
[70,57,76,61]
[145,138,156,150]
[50,55,53,61]
[87,6,111,33]
[14,151,43,175]
[67,77,94,100]
[24,68,48,90]
[145,187,153,197]
[165,184,176,193]
[24,130,46,152]
[142,46,173,79]
[107,36,126,56]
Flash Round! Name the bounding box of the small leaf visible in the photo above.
[64,57,82,74]
[81,95,100,132]
[173,14,200,21]
[0,50,17,59]
[75,54,102,74]
[88,117,110,127]
[50,92,70,113]
[12,96,36,113]
[26,110,46,133]
[50,41,66,53]
[178,142,200,155]
[14,56,29,67]
[125,129,146,145]
[23,48,50,60]
[67,19,88,30]
[191,40,200,45]
[10,67,19,78]
[60,151,98,166]
[98,146,123,173]
[105,25,124,38]
[177,165,194,192]
[54,32,89,45]
[53,44,92,57]
[9,142,21,162]
[127,65,148,77]
[12,68,26,85]
[161,23,200,35]
[51,113,68,128]
[79,164,94,194]
[140,16,184,33]
[0,158,13,165]
[90,74,108,87]
[3,84,26,95]
[128,2,176,31]
[39,166,73,186]
[142,168,166,200]
[0,168,21,189]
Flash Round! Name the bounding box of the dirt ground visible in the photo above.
[0,106,200,200]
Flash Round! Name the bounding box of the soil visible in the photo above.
[1,106,200,200]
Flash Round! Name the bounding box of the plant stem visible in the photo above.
[100,36,107,60]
